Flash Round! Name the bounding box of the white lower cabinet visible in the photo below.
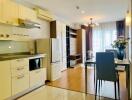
[11,59,30,95]
[30,68,46,88]
[51,63,61,81]
[0,61,11,100]
[12,74,29,95]
[0,58,46,99]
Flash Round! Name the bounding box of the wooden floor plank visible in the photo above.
[47,65,127,100]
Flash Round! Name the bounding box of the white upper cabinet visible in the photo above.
[0,0,37,26]
[0,0,3,23]
[2,0,19,25]
[0,61,11,100]
[19,5,37,22]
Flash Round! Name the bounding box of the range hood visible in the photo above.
[18,19,41,29]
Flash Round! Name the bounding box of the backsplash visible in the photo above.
[0,19,50,54]
[0,41,29,54]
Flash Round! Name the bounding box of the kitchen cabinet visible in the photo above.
[61,23,67,71]
[12,34,32,41]
[30,68,46,88]
[0,0,3,23]
[0,61,11,100]
[0,0,37,26]
[3,0,19,25]
[19,5,37,22]
[11,58,29,95]
[50,21,62,38]
[50,21,67,71]
[12,74,29,95]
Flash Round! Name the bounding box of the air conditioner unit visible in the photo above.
[34,8,53,22]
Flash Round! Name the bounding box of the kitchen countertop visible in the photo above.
[0,53,46,61]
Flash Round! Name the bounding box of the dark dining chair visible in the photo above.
[105,49,118,58]
[95,52,120,100]
[105,49,125,71]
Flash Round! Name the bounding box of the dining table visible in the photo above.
[85,58,131,100]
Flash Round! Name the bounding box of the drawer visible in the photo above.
[11,58,29,69]
[12,73,29,95]
[11,66,29,77]
[30,69,45,88]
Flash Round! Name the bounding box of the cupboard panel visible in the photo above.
[0,61,11,100]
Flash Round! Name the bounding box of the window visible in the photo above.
[92,22,117,56]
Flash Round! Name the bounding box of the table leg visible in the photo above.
[94,64,96,86]
[126,65,130,100]
[85,62,87,94]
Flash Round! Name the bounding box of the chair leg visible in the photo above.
[94,64,96,86]
[117,79,120,100]
[95,79,98,100]
[98,80,100,95]
[114,81,117,100]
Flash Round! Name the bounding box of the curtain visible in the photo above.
[86,26,93,59]
[92,22,117,56]
[116,19,125,37]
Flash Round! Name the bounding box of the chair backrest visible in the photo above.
[105,49,117,58]
[96,52,117,81]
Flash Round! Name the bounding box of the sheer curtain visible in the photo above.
[92,22,117,56]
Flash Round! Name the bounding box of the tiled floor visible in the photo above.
[18,86,112,100]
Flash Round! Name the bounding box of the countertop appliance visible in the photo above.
[29,58,41,71]
[36,38,61,81]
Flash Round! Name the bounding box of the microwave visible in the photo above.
[29,58,41,71]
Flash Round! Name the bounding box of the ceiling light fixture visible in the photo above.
[88,18,99,27]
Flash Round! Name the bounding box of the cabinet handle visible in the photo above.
[36,70,41,73]
[16,59,23,62]
[16,67,24,70]
[17,74,24,79]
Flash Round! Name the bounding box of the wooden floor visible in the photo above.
[47,64,127,100]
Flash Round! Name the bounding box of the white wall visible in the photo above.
[0,19,50,54]
[127,0,132,98]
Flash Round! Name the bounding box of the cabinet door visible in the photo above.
[30,68,45,88]
[62,24,67,58]
[0,0,3,22]
[3,0,19,25]
[82,29,86,64]
[61,24,67,71]
[56,21,62,38]
[10,1,19,25]
[12,74,29,95]
[19,5,37,22]
[0,61,11,100]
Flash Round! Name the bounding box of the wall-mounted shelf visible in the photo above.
[70,33,77,38]
[70,54,81,67]
[70,54,81,60]
[66,26,79,68]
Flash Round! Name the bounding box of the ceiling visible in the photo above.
[19,0,129,24]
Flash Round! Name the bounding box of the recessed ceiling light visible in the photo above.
[76,6,80,10]
[81,10,85,14]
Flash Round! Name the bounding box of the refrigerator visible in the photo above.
[36,38,61,81]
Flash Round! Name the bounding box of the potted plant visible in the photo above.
[111,37,129,60]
